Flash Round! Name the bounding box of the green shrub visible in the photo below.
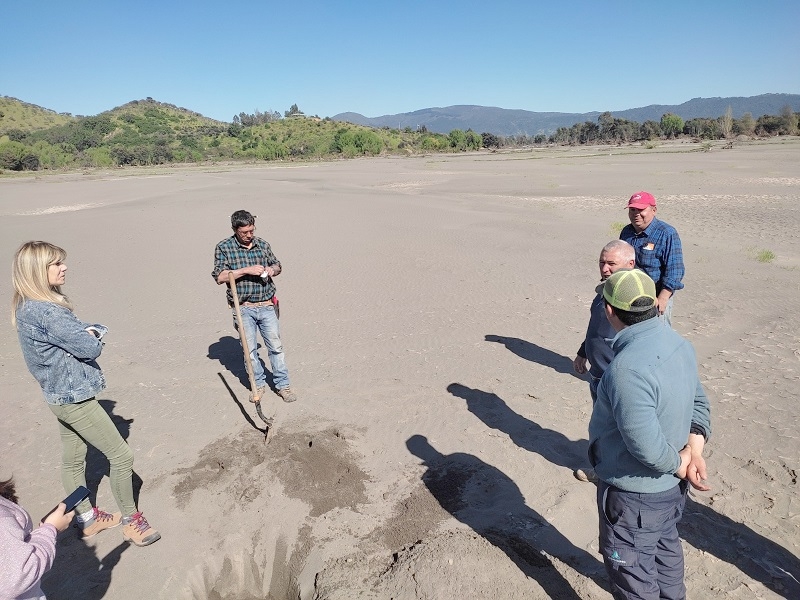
[756,249,775,263]
[255,140,287,160]
[0,140,39,170]
[332,128,382,156]
[420,135,447,151]
[31,141,73,169]
[448,129,467,151]
[82,146,114,167]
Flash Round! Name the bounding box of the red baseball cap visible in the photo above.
[627,191,657,209]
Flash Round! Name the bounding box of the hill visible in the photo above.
[0,96,75,134]
[1,94,797,173]
[0,97,462,171]
[333,93,800,136]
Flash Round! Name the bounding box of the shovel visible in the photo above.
[228,272,274,441]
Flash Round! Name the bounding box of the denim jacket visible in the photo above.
[16,300,106,405]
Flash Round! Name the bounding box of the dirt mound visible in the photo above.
[173,424,368,515]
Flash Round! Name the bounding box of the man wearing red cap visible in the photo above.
[619,191,684,326]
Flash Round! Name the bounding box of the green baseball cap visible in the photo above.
[603,268,657,312]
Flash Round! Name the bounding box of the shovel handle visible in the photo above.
[229,272,259,400]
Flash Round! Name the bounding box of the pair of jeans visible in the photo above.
[589,376,600,403]
[660,296,674,327]
[48,398,136,517]
[232,305,290,390]
[597,480,689,600]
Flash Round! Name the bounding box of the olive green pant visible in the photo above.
[48,398,136,517]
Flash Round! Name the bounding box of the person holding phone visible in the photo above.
[12,241,160,547]
[0,477,73,599]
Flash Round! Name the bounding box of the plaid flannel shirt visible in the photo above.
[212,236,281,305]
[620,218,684,293]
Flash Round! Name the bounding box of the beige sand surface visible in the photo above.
[1,139,798,599]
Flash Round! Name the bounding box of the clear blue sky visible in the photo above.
[2,1,798,122]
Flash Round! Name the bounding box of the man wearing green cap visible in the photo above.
[589,268,711,600]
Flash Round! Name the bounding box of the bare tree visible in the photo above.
[720,106,733,139]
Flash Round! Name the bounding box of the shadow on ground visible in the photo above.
[681,498,800,598]
[42,533,130,600]
[448,383,588,471]
[208,335,251,389]
[486,334,583,380]
[406,434,606,598]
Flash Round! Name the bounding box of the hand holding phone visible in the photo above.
[42,503,74,532]
[85,324,108,339]
[41,486,90,529]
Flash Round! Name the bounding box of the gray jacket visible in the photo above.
[16,300,106,405]
[589,317,711,493]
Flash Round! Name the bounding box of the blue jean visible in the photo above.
[597,480,689,600]
[589,376,600,403]
[660,296,674,328]
[233,305,290,390]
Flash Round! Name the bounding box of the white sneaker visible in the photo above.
[574,468,598,483]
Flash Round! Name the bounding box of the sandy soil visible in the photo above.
[1,138,798,599]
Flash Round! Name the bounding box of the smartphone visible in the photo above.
[41,485,90,523]
[85,325,108,340]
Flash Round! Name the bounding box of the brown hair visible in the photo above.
[0,477,19,504]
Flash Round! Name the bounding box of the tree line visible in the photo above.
[499,106,798,148]
[1,100,797,173]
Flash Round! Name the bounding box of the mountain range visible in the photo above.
[333,93,800,137]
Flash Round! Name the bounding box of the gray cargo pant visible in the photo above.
[597,479,689,600]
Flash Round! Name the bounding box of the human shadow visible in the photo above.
[217,372,269,435]
[448,383,588,472]
[83,399,142,507]
[41,531,130,600]
[485,334,583,380]
[680,497,800,598]
[208,336,271,390]
[406,435,606,597]
[208,335,250,389]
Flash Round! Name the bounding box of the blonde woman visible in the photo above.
[12,241,159,547]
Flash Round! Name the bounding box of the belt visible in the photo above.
[238,300,273,308]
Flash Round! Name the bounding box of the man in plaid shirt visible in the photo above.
[619,191,684,327]
[212,209,297,403]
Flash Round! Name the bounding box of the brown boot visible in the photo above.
[81,507,122,538]
[277,387,297,403]
[122,512,161,547]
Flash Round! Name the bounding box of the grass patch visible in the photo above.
[609,221,626,236]
[756,249,776,263]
